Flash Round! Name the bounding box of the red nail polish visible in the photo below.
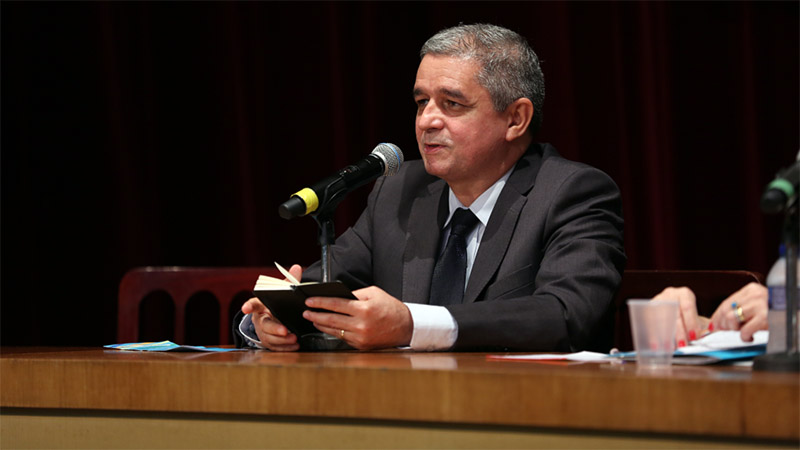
[708,323,714,332]
[688,330,697,341]
[678,340,686,347]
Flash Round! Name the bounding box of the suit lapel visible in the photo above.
[464,145,543,303]
[402,180,449,304]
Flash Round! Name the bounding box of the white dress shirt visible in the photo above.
[406,169,512,350]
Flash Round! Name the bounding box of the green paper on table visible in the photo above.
[105,341,244,352]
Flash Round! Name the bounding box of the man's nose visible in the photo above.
[417,104,444,130]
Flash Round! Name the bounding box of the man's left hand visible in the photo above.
[302,286,413,350]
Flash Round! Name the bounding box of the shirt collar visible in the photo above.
[444,168,513,229]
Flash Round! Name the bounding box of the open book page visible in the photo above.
[253,262,302,290]
[253,275,293,290]
[275,261,301,284]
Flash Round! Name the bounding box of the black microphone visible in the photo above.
[761,152,800,214]
[279,143,404,220]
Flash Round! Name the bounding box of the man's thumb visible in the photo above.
[241,297,266,315]
[289,264,304,281]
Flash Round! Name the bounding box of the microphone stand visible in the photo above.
[754,201,800,372]
[299,208,349,351]
[313,213,335,283]
[311,180,345,283]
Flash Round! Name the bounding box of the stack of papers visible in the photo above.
[670,330,767,365]
[487,331,768,365]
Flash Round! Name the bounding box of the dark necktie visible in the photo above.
[429,208,480,306]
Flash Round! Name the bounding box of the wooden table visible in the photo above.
[1,347,798,449]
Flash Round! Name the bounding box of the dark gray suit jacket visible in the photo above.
[301,143,626,352]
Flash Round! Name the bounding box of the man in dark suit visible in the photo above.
[237,23,626,352]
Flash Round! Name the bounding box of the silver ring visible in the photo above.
[340,329,345,339]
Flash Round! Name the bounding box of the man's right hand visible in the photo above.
[241,264,305,351]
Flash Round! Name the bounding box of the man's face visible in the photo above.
[413,54,511,188]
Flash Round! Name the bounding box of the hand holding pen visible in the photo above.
[652,286,710,348]
[652,282,769,347]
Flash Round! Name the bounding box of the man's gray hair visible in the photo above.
[420,23,545,135]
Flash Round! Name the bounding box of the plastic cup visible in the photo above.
[627,299,679,369]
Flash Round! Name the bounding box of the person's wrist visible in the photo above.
[400,304,414,346]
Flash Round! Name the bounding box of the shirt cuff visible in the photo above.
[406,303,458,351]
[238,313,267,349]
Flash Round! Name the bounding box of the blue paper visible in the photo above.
[105,341,243,352]
[612,331,768,365]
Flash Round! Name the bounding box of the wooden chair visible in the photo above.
[117,267,281,345]
[612,270,764,351]
[118,267,764,350]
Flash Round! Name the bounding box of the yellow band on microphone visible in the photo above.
[293,187,319,215]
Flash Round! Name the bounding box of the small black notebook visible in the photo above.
[252,273,356,350]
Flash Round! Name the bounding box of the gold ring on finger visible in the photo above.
[735,306,745,324]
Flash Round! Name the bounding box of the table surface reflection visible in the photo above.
[1,347,797,441]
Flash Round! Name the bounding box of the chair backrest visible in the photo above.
[117,267,281,345]
[613,270,764,351]
[119,267,764,349]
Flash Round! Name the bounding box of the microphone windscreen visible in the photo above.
[372,143,404,176]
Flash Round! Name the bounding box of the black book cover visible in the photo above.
[252,281,356,339]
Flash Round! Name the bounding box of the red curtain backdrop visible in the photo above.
[2,1,797,345]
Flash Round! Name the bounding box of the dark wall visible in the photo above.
[2,1,797,346]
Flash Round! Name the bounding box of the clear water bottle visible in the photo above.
[766,245,800,353]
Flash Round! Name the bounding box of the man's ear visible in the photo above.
[505,98,534,141]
